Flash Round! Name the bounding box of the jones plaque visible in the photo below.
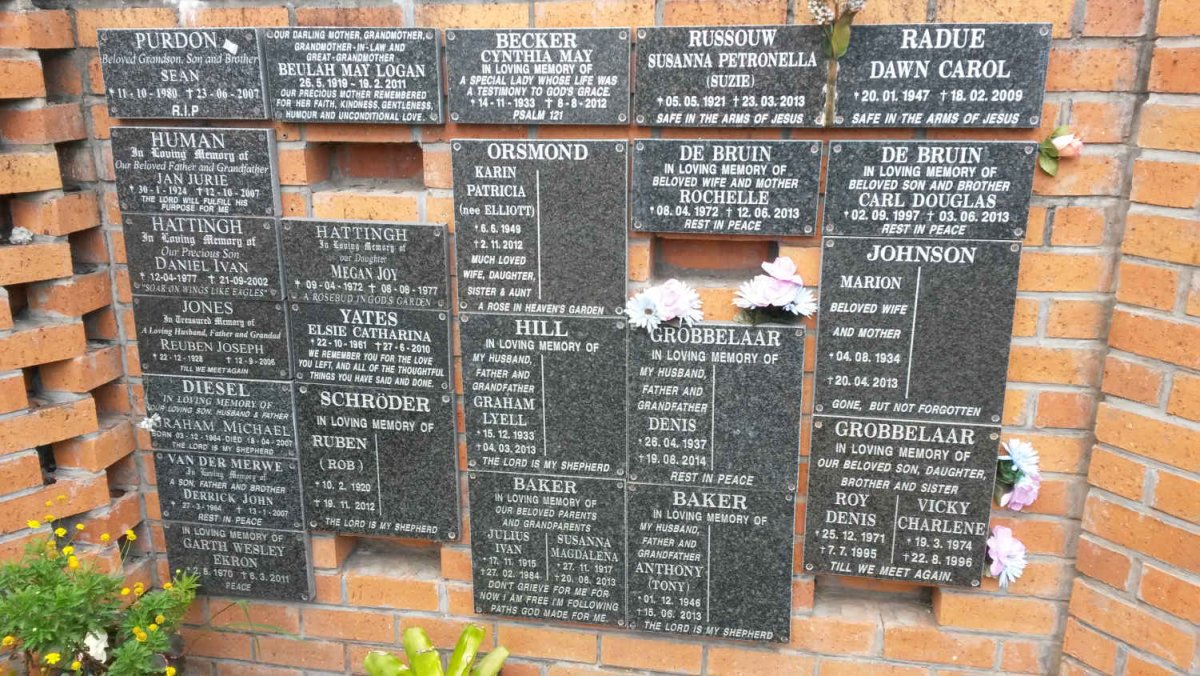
[163,522,311,600]
[133,296,289,380]
[155,450,302,530]
[143,375,295,457]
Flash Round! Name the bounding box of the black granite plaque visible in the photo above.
[143,375,295,458]
[289,303,450,392]
[295,384,458,539]
[470,471,625,625]
[452,140,627,317]
[632,140,821,236]
[803,417,996,586]
[634,26,827,127]
[627,324,804,492]
[263,27,442,124]
[281,219,449,310]
[133,296,290,380]
[824,141,1036,240]
[155,450,302,530]
[99,28,268,120]
[627,483,793,642]
[163,522,311,600]
[835,24,1051,128]
[460,314,626,477]
[446,28,631,125]
[112,127,278,217]
[123,214,283,300]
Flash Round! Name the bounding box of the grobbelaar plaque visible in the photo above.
[143,375,295,457]
[164,522,311,600]
[155,450,302,530]
[134,296,290,380]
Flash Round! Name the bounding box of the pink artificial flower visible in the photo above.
[986,526,1027,589]
[734,275,788,309]
[1000,472,1041,512]
[648,279,702,324]
[1052,133,1084,158]
[761,256,804,285]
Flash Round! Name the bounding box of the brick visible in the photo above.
[1003,388,1031,425]
[75,7,176,48]
[0,450,41,492]
[883,623,996,668]
[1190,276,1200,317]
[1122,213,1198,266]
[1069,99,1133,144]
[536,0,656,27]
[86,54,104,96]
[0,242,72,286]
[11,191,101,237]
[708,646,814,675]
[844,0,927,23]
[345,569,439,612]
[991,515,1071,555]
[1083,495,1200,574]
[312,190,419,221]
[1149,46,1200,94]
[1139,564,1200,624]
[277,144,331,186]
[1046,299,1107,339]
[1131,158,1200,209]
[1096,403,1199,472]
[1139,103,1200,153]
[180,627,253,661]
[940,0,1075,37]
[1069,579,1195,668]
[0,103,86,145]
[0,10,73,49]
[422,145,451,189]
[1033,154,1123,197]
[1109,310,1200,370]
[40,345,122,393]
[696,287,739,322]
[1116,261,1179,311]
[1086,447,1145,500]
[0,472,109,536]
[1125,654,1176,676]
[1035,391,1095,429]
[663,0,786,25]
[73,227,111,265]
[1047,47,1139,92]
[0,150,62,195]
[1017,252,1110,292]
[819,660,922,676]
[42,52,82,98]
[0,53,45,99]
[0,320,85,372]
[296,6,406,26]
[302,607,394,643]
[1102,355,1162,405]
[790,602,878,655]
[1158,0,1200,35]
[600,635,702,674]
[415,3,529,29]
[497,625,596,662]
[190,7,289,27]
[1152,470,1200,524]
[439,546,471,581]
[208,601,300,635]
[0,396,98,454]
[658,238,772,273]
[1165,371,1200,422]
[1083,0,1147,35]
[1010,298,1039,337]
[28,270,112,317]
[335,144,422,180]
[0,372,28,415]
[305,124,413,143]
[1008,345,1101,387]
[1050,206,1107,246]
[1075,536,1132,591]
[628,240,651,282]
[53,418,134,472]
[1062,618,1119,672]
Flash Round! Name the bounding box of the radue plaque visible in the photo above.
[163,522,311,600]
[155,450,302,530]
[133,296,290,380]
[143,375,295,458]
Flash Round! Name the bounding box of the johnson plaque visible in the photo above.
[133,296,290,380]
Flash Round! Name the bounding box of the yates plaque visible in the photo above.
[143,375,295,458]
[155,450,302,530]
[134,296,290,380]
[163,522,311,600]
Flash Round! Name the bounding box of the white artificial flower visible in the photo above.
[785,287,819,317]
[137,413,162,432]
[8,227,34,245]
[846,0,868,12]
[84,630,108,663]
[624,292,662,332]
[1001,438,1040,477]
[654,279,704,325]
[808,0,835,24]
[733,277,771,309]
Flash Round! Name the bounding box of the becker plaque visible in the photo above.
[281,219,449,310]
[263,27,442,124]
[143,375,295,457]
[155,450,302,530]
[163,522,311,600]
[835,24,1052,128]
[295,384,458,539]
[99,28,268,119]
[112,127,279,217]
[133,296,290,380]
[446,28,631,125]
[633,140,822,236]
[635,26,827,127]
[452,140,627,316]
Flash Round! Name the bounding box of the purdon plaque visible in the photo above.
[288,302,450,392]
[123,214,283,299]
[635,26,827,127]
[460,314,626,477]
[155,450,302,530]
[281,219,449,310]
[470,472,625,625]
[133,296,290,380]
[143,375,295,457]
[295,384,458,539]
[453,140,627,317]
[446,28,630,125]
[263,27,443,124]
[628,483,794,642]
[163,522,311,600]
[99,28,267,119]
[112,127,279,217]
[835,24,1051,128]
[824,141,1035,240]
[627,324,805,492]
[633,140,822,236]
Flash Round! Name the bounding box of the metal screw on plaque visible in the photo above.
[786,494,793,502]
[296,372,304,380]
[439,312,447,321]
[475,607,483,614]
[442,382,449,390]
[806,563,815,571]
[827,224,835,233]
[616,143,624,152]
[468,459,476,467]
[461,314,469,322]
[629,473,638,481]
[1030,116,1040,126]
[971,579,981,587]
[438,299,445,308]
[617,322,626,330]
[459,301,468,310]
[1039,26,1050,36]
[795,330,804,337]
[451,112,460,121]
[431,112,439,121]
[835,116,845,125]
[620,31,628,40]
[1014,228,1025,237]
[990,432,1000,440]
[617,482,624,490]
[469,472,477,480]
[264,221,273,230]
[309,520,318,528]
[825,240,834,248]
[291,303,299,311]
[1011,243,1020,252]
[832,144,842,153]
[992,415,1001,422]
[453,142,462,151]
[804,225,813,233]
[141,362,149,370]
[814,420,823,429]
[447,31,455,40]
[636,115,645,124]
[617,618,626,627]
[635,142,644,151]
[616,467,625,476]
[442,395,451,404]
[618,113,628,123]
[789,483,797,492]
[275,303,282,311]
[447,531,457,540]
[279,368,288,377]
[1025,146,1035,155]
[299,386,307,394]
[815,404,824,412]
[637,29,647,39]
[633,221,643,229]
[269,289,278,297]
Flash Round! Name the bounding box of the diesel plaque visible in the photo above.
[155,450,302,530]
[143,375,295,457]
[164,522,311,600]
[133,296,289,380]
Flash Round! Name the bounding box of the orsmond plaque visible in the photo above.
[163,522,311,600]
[633,140,822,236]
[155,450,302,530]
[133,296,290,380]
[99,28,267,119]
[446,28,630,125]
[143,375,295,458]
[452,140,627,317]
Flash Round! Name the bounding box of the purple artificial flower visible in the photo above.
[1000,472,1041,512]
[987,525,1027,589]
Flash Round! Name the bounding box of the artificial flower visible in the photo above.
[986,526,1027,589]
[1001,439,1040,477]
[807,0,835,24]
[84,631,108,663]
[1000,472,1042,512]
[786,287,819,317]
[624,292,662,331]
[647,279,703,325]
[733,275,774,309]
[1052,133,1084,158]
[761,256,804,285]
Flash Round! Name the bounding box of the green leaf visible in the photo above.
[830,14,854,59]
[364,650,410,676]
[411,650,445,676]
[1038,153,1059,176]
[1051,125,1071,139]
[447,625,485,676]
[403,628,435,666]
[471,647,510,676]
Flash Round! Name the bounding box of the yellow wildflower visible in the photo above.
[120,587,130,596]
[44,653,61,665]
[135,633,147,643]
[100,533,111,543]
[44,500,53,508]
[45,514,55,523]
[26,520,40,529]
[62,546,74,556]
[56,494,66,502]
[132,626,142,634]
[75,524,85,531]
[71,661,81,671]
[155,614,166,624]
[148,624,158,632]
[1,636,14,647]
[163,582,174,590]
[54,527,67,537]
[125,529,138,541]
[68,556,79,570]
[166,667,177,676]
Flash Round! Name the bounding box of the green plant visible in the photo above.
[364,625,509,676]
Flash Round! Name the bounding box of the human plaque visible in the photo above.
[155,450,302,530]
[143,375,295,457]
[133,296,289,380]
[163,522,311,600]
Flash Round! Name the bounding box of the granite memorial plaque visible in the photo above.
[163,522,311,600]
[835,24,1052,128]
[446,28,630,125]
[281,219,449,310]
[632,140,822,236]
[627,323,805,492]
[470,471,625,625]
[452,140,627,317]
[634,26,827,127]
[803,417,996,586]
[824,141,1035,240]
[627,483,793,642]
[155,450,302,530]
[460,314,626,477]
[263,27,443,124]
[295,384,458,539]
[133,296,290,380]
[123,214,283,299]
[112,127,279,217]
[288,302,450,392]
[143,375,295,457]
[99,28,268,120]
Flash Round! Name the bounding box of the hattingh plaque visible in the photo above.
[134,296,290,380]
[143,375,295,457]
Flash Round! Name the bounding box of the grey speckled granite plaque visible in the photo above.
[143,375,295,458]
[133,296,290,380]
[633,140,822,236]
[460,314,626,477]
[824,141,1036,240]
[99,28,268,120]
[295,384,458,539]
[123,214,282,300]
[627,483,794,642]
[446,28,631,125]
[163,521,311,600]
[155,450,302,530]
[288,302,450,392]
[627,324,804,492]
[281,219,449,310]
[263,27,442,124]
[635,26,827,127]
[452,140,627,317]
[112,127,279,217]
[835,24,1051,128]
[470,471,625,625]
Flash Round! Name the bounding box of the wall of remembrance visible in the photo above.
[0,0,1196,675]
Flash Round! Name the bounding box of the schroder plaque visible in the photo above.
[163,522,311,600]
[133,296,289,380]
[143,375,295,457]
[155,450,302,530]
